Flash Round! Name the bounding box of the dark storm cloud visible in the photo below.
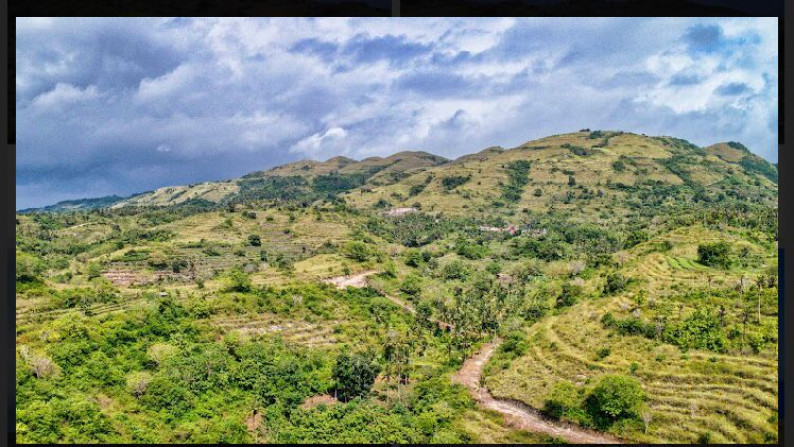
[16,18,777,209]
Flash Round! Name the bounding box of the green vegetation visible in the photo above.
[697,242,732,268]
[16,130,777,444]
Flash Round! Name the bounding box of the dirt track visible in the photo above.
[453,340,622,444]
[322,270,378,289]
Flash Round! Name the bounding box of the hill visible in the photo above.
[15,129,778,444]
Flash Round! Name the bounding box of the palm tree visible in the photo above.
[755,274,765,324]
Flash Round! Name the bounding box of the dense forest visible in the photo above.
[16,130,778,443]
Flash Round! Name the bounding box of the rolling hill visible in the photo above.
[15,130,778,444]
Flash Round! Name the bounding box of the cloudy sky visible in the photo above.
[16,17,777,209]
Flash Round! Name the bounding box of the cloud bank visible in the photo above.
[16,17,778,209]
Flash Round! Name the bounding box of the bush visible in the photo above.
[224,269,252,293]
[543,381,581,420]
[585,375,646,426]
[345,242,371,262]
[441,175,471,190]
[595,347,611,360]
[603,273,627,295]
[697,242,731,268]
[332,351,381,402]
[441,260,469,280]
[556,282,583,308]
[248,234,261,246]
[499,331,529,358]
[400,274,422,297]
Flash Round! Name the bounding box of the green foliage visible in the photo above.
[556,282,583,308]
[502,160,531,203]
[543,380,583,420]
[739,155,777,183]
[16,252,45,283]
[441,260,469,280]
[603,273,627,295]
[332,351,381,402]
[248,234,262,246]
[400,274,423,297]
[663,308,727,353]
[224,268,252,293]
[454,238,489,260]
[585,375,646,427]
[697,241,731,268]
[499,331,529,359]
[16,395,118,443]
[612,160,626,172]
[345,241,372,262]
[441,175,472,191]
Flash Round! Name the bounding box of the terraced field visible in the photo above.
[205,313,341,347]
[484,297,778,443]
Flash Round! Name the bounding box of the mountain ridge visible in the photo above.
[21,130,776,213]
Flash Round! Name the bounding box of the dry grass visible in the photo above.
[485,296,778,443]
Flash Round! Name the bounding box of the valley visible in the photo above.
[15,130,778,444]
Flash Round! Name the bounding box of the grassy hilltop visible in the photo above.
[16,130,778,443]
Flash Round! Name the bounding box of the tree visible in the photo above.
[332,351,381,401]
[697,242,731,268]
[585,374,646,425]
[248,234,261,246]
[16,252,45,283]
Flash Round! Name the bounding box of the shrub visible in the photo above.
[248,234,262,246]
[697,242,731,268]
[224,269,252,293]
[595,347,611,360]
[400,274,422,297]
[345,241,371,262]
[556,282,583,308]
[499,331,529,358]
[441,175,471,190]
[441,260,469,280]
[543,381,581,419]
[603,273,627,295]
[585,374,646,426]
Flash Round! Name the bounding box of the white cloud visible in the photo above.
[291,127,349,156]
[31,82,100,109]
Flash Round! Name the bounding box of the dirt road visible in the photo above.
[453,340,622,444]
[322,270,379,289]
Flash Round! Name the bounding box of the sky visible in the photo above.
[16,17,778,209]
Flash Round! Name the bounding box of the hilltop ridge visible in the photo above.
[23,130,776,214]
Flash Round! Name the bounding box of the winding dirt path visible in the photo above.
[453,340,622,444]
[322,270,617,442]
